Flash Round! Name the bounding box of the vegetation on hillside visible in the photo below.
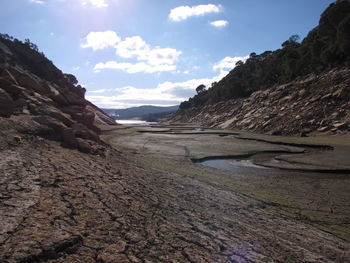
[0,33,83,92]
[180,0,350,110]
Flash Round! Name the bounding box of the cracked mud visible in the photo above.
[1,125,350,262]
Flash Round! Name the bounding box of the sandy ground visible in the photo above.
[1,123,350,262]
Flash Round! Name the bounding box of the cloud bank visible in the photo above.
[87,70,229,108]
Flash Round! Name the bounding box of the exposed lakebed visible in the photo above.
[122,124,350,174]
[104,123,350,253]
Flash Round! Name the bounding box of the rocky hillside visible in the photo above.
[169,68,350,136]
[170,1,350,135]
[0,35,116,154]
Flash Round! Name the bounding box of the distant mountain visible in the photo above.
[102,105,179,120]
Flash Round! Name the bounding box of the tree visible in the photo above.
[282,35,300,48]
[64,73,78,85]
[24,38,39,51]
[235,60,244,67]
[196,84,206,94]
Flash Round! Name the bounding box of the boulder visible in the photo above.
[61,106,99,132]
[71,123,99,142]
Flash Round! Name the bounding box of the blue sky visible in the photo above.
[1,0,334,108]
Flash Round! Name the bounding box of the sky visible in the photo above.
[0,0,335,109]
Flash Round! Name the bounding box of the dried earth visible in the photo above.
[1,121,350,263]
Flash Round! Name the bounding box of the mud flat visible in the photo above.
[104,124,350,261]
[1,123,350,262]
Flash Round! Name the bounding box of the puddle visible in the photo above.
[200,158,269,173]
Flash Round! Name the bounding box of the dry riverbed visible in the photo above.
[1,123,350,262]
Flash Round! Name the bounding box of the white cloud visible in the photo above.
[94,61,177,74]
[169,4,221,21]
[157,70,228,95]
[146,47,181,65]
[82,0,108,8]
[116,36,181,66]
[210,20,228,27]
[116,36,150,58]
[82,31,181,74]
[89,89,110,93]
[72,66,80,71]
[86,32,182,74]
[86,71,229,108]
[213,55,249,71]
[81,30,120,51]
[29,0,45,4]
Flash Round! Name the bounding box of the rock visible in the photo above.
[62,91,86,106]
[125,232,143,243]
[298,89,306,97]
[6,67,45,94]
[61,106,98,131]
[0,37,116,155]
[321,93,333,100]
[62,128,77,148]
[332,86,348,99]
[300,128,311,137]
[32,116,67,136]
[71,123,99,142]
[0,88,15,117]
[97,253,130,263]
[41,106,74,126]
[107,240,127,253]
[270,129,282,136]
[333,122,348,129]
[317,126,329,132]
[0,68,19,86]
[76,138,92,153]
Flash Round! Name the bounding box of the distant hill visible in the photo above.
[102,105,179,120]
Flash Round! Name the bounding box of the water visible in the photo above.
[116,120,157,125]
[200,158,270,174]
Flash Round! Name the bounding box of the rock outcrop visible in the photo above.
[0,36,116,154]
[168,68,350,136]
